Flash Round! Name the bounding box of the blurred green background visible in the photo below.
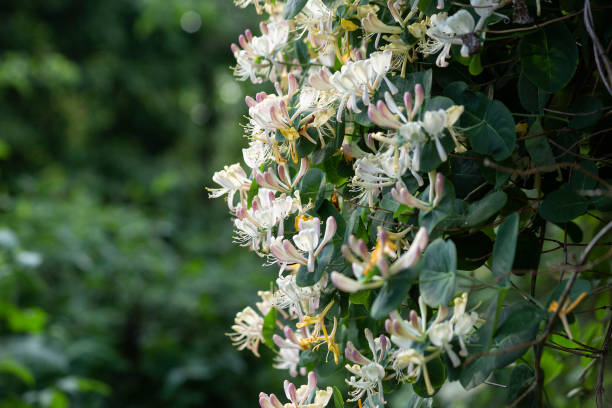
[0,0,285,406]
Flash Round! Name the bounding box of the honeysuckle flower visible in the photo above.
[344,329,390,405]
[391,173,445,211]
[389,348,434,395]
[243,140,271,169]
[428,320,461,367]
[271,216,337,272]
[259,372,332,408]
[226,306,265,357]
[421,10,476,67]
[451,292,480,356]
[309,50,397,121]
[231,20,289,83]
[274,273,328,318]
[386,296,429,348]
[362,13,403,34]
[295,0,335,58]
[256,157,310,193]
[234,189,300,253]
[296,301,341,364]
[208,163,251,210]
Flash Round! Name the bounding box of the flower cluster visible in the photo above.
[205,0,538,404]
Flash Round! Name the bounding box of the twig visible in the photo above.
[596,315,612,407]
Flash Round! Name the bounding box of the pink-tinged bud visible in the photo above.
[269,394,283,408]
[380,334,389,353]
[238,34,249,50]
[384,319,393,334]
[231,43,240,54]
[251,198,259,212]
[404,91,413,119]
[384,91,400,114]
[410,310,419,328]
[377,254,389,279]
[277,163,290,186]
[255,91,267,102]
[272,334,284,348]
[365,133,377,153]
[259,22,268,35]
[345,341,370,365]
[255,172,266,188]
[387,0,403,24]
[413,84,424,116]
[235,206,247,220]
[331,272,362,293]
[259,395,270,408]
[284,326,300,345]
[433,173,445,207]
[307,371,317,392]
[287,73,298,95]
[341,244,357,263]
[283,381,297,403]
[245,95,256,107]
[245,29,253,42]
[315,216,337,256]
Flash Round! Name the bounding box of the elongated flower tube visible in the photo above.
[208,163,251,210]
[309,50,397,122]
[362,13,403,34]
[388,227,428,275]
[231,20,289,83]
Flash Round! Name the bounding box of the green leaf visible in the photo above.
[461,301,544,389]
[459,92,516,161]
[506,365,537,408]
[569,160,598,191]
[569,96,603,129]
[539,184,588,223]
[5,306,47,333]
[491,213,519,286]
[513,232,542,272]
[282,0,308,19]
[420,239,457,307]
[333,386,345,408]
[525,119,555,167]
[451,231,493,270]
[464,191,507,226]
[295,39,309,65]
[0,359,35,386]
[418,180,456,233]
[518,73,549,114]
[246,179,258,208]
[349,290,370,306]
[262,308,277,350]
[469,54,483,76]
[371,267,418,319]
[519,23,578,92]
[297,169,325,209]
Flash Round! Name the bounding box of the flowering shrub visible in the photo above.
[211,0,612,406]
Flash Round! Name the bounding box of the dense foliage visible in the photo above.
[213,0,612,407]
[0,1,284,407]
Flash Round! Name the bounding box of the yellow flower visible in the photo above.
[296,301,341,364]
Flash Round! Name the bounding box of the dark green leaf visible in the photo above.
[492,213,519,286]
[525,119,555,167]
[420,239,457,307]
[539,185,588,223]
[451,231,493,270]
[464,191,507,226]
[371,267,418,319]
[298,169,325,208]
[506,365,537,408]
[518,73,549,114]
[295,39,309,65]
[283,0,308,19]
[519,23,578,92]
[569,160,598,191]
[569,96,603,129]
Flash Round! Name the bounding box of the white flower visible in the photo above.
[208,163,251,210]
[231,21,289,83]
[243,140,271,169]
[451,292,480,356]
[421,10,475,67]
[344,329,389,405]
[428,320,461,367]
[226,306,264,357]
[259,372,332,408]
[309,50,397,121]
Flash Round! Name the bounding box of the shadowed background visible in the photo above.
[0,1,285,406]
